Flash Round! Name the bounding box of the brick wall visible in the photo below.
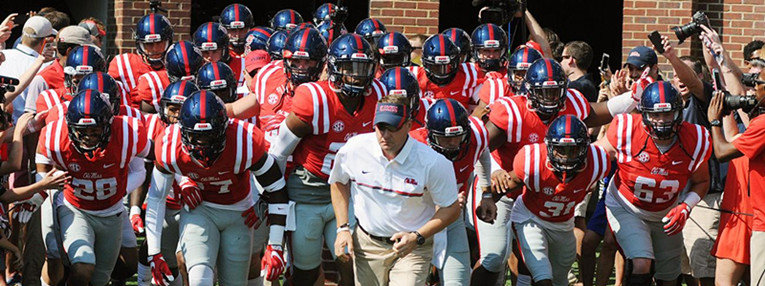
[107,0,191,57]
[622,0,763,75]
[369,0,440,37]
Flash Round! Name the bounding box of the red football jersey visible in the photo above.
[412,63,484,108]
[289,80,384,180]
[488,89,591,171]
[409,116,489,195]
[606,114,712,212]
[155,119,266,206]
[36,87,71,115]
[135,70,170,111]
[478,77,515,105]
[251,60,291,143]
[36,61,65,91]
[108,53,158,96]
[38,116,148,211]
[411,97,435,130]
[226,51,247,91]
[513,143,611,222]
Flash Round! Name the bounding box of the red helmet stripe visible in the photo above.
[200,91,207,122]
[207,22,213,42]
[149,14,156,34]
[212,63,221,80]
[178,80,186,96]
[388,32,395,45]
[522,48,528,62]
[354,34,363,53]
[395,67,401,89]
[299,28,310,52]
[254,27,272,38]
[84,89,92,117]
[234,4,240,21]
[82,46,89,66]
[289,10,295,23]
[564,116,572,136]
[96,72,103,91]
[180,43,191,75]
[444,99,457,126]
[372,19,379,30]
[545,59,554,82]
[658,82,666,103]
[487,25,494,40]
[448,29,457,42]
[438,35,445,56]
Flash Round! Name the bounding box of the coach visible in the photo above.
[329,96,460,285]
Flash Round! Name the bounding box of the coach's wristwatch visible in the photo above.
[710,119,722,127]
[412,231,425,245]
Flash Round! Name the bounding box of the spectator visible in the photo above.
[543,28,564,62]
[409,33,427,66]
[330,96,460,285]
[562,41,598,102]
[743,40,764,74]
[42,11,69,31]
[78,18,105,48]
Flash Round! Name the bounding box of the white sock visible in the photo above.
[188,265,214,286]
[137,263,152,286]
[247,277,264,286]
[516,274,532,286]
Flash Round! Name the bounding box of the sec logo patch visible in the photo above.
[332,120,345,133]
[67,163,81,172]
[267,93,279,105]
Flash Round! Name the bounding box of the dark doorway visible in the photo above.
[439,0,623,84]
[191,0,370,33]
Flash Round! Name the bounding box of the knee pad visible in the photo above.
[188,264,214,286]
[624,259,655,286]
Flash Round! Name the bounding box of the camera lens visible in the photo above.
[723,93,758,113]
[672,22,699,44]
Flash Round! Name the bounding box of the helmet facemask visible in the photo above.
[68,116,112,160]
[423,55,459,86]
[528,83,567,120]
[642,107,682,141]
[137,36,171,68]
[475,45,507,72]
[546,137,588,175]
[427,125,470,161]
[329,56,376,97]
[379,49,409,70]
[181,124,227,167]
[285,52,325,86]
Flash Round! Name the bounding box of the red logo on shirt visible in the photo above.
[405,178,418,186]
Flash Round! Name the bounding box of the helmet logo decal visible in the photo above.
[78,118,97,125]
[434,56,450,64]
[444,126,464,135]
[558,137,576,144]
[389,89,407,96]
[200,42,218,51]
[76,65,93,73]
[351,53,369,60]
[542,80,558,86]
[293,51,309,58]
[382,45,398,54]
[170,95,187,101]
[652,102,672,111]
[144,34,162,43]
[483,40,500,48]
[210,79,227,89]
[193,123,213,130]
[230,21,245,29]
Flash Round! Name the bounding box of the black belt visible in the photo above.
[357,222,394,245]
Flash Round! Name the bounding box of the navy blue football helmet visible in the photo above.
[545,115,589,175]
[471,23,509,72]
[354,18,386,48]
[165,41,205,82]
[421,34,460,85]
[245,26,273,53]
[378,67,420,118]
[220,3,254,51]
[639,81,683,140]
[196,62,237,103]
[283,28,328,85]
[294,22,315,31]
[161,80,199,124]
[442,28,472,63]
[267,30,289,60]
[526,58,568,120]
[377,32,412,70]
[66,89,114,159]
[179,90,228,166]
[270,9,303,31]
[65,45,106,90]
[327,33,377,97]
[134,13,174,68]
[316,20,347,45]
[313,3,338,24]
[426,98,471,161]
[193,22,230,62]
[77,72,121,115]
[508,46,543,92]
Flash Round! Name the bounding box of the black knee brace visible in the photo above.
[624,259,655,286]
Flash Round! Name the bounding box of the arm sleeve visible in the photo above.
[145,168,173,255]
[427,156,459,208]
[475,148,492,188]
[126,157,147,193]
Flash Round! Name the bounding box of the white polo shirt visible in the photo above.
[0,44,49,121]
[329,132,459,237]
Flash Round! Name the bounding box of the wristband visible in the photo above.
[481,192,494,199]
[336,226,350,234]
[130,205,141,217]
[268,225,285,245]
[268,203,289,216]
[683,192,702,209]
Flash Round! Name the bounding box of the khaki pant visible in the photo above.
[751,231,765,286]
[353,225,433,286]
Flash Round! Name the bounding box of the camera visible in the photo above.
[0,76,20,104]
[474,0,524,26]
[742,72,765,87]
[149,0,167,13]
[722,92,758,113]
[330,4,349,25]
[672,11,710,44]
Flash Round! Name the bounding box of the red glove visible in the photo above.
[149,253,174,286]
[242,205,261,228]
[261,244,286,281]
[662,203,691,236]
[179,179,202,210]
[630,74,655,102]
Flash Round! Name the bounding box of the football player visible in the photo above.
[36,45,105,117]
[478,115,612,286]
[192,22,247,90]
[270,9,303,31]
[196,61,239,104]
[268,33,384,285]
[377,32,413,71]
[227,27,327,143]
[442,28,472,63]
[219,3,255,57]
[37,90,149,285]
[473,46,543,115]
[136,40,205,113]
[108,13,173,99]
[266,30,289,61]
[410,98,491,285]
[354,18,386,50]
[146,91,290,285]
[412,34,483,110]
[316,20,347,46]
[471,23,509,77]
[596,81,711,285]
